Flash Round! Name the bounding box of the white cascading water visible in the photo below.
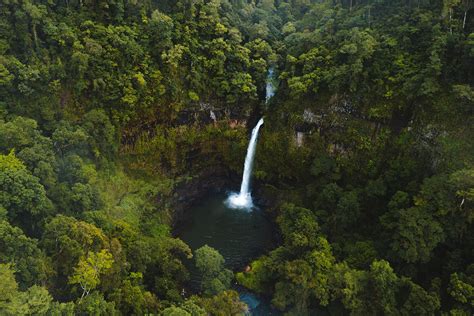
[226,118,264,210]
[266,68,275,102]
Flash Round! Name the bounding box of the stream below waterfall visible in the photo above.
[178,193,280,315]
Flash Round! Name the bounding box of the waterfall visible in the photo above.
[296,131,304,147]
[265,68,275,102]
[226,118,264,210]
[226,68,273,210]
[239,118,264,196]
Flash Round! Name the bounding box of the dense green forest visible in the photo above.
[0,0,473,315]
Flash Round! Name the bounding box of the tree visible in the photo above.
[0,263,53,316]
[272,259,313,312]
[161,306,191,316]
[46,301,76,315]
[449,268,474,313]
[381,191,444,263]
[0,117,57,189]
[148,10,174,59]
[399,278,440,315]
[74,292,118,316]
[0,220,51,289]
[81,109,117,159]
[366,260,399,315]
[330,260,401,315]
[235,253,277,295]
[0,263,21,314]
[277,203,320,253]
[332,190,360,236]
[343,241,378,269]
[22,285,53,315]
[415,170,474,240]
[330,262,366,313]
[448,169,474,233]
[69,249,114,300]
[198,290,247,316]
[195,245,233,296]
[161,299,206,316]
[272,237,335,312]
[151,237,192,301]
[51,123,89,157]
[0,151,53,234]
[51,154,102,215]
[109,272,160,315]
[22,1,46,49]
[41,215,110,286]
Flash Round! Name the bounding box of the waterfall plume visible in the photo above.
[226,118,264,210]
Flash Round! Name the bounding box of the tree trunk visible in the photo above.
[32,23,38,49]
[463,10,467,29]
[80,286,86,302]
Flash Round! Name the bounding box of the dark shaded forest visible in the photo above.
[0,0,473,315]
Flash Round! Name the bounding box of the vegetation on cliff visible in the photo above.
[0,0,473,315]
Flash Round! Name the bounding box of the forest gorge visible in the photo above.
[0,0,473,315]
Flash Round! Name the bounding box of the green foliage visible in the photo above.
[0,151,53,234]
[81,110,117,159]
[0,263,21,314]
[69,249,114,300]
[195,245,233,296]
[109,272,160,315]
[41,215,110,287]
[0,220,51,289]
[277,203,320,252]
[0,117,57,188]
[0,263,53,316]
[366,260,399,315]
[449,267,474,313]
[161,306,191,316]
[197,290,247,316]
[236,255,274,294]
[343,241,378,269]
[329,259,441,315]
[400,278,440,315]
[22,285,54,315]
[161,299,206,316]
[0,0,472,314]
[46,301,76,316]
[239,203,336,312]
[381,192,445,264]
[74,292,118,316]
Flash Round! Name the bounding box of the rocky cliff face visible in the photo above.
[170,164,237,226]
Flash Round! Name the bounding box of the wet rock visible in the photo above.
[171,165,237,226]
